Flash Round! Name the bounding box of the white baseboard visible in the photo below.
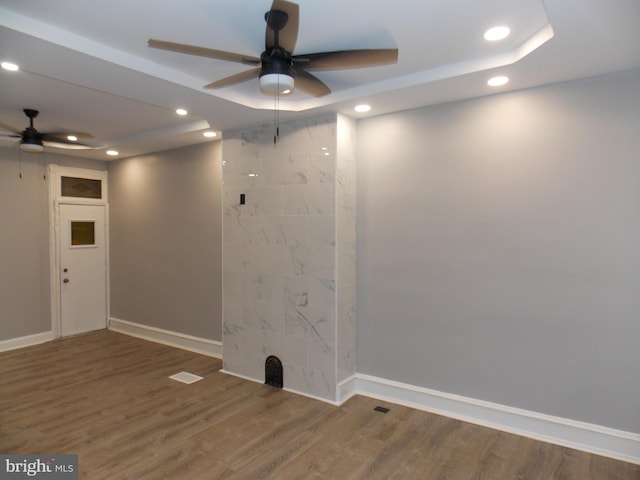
[338,375,358,404]
[220,369,341,406]
[0,331,54,352]
[352,373,640,465]
[108,317,222,358]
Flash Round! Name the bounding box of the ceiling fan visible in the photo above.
[148,0,398,97]
[0,109,100,153]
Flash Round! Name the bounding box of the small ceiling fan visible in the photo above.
[0,109,100,153]
[148,0,398,97]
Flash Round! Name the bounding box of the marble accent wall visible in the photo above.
[336,114,357,384]
[222,113,355,402]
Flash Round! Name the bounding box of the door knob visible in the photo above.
[63,278,70,283]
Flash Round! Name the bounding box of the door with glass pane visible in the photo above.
[59,204,107,336]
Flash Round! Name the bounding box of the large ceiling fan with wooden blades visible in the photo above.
[148,0,398,97]
[0,109,101,153]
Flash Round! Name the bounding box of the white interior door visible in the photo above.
[59,204,107,336]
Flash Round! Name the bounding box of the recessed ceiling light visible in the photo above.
[66,135,78,142]
[203,131,217,138]
[484,26,511,41]
[487,75,509,87]
[106,150,119,156]
[354,104,371,113]
[176,108,188,116]
[1,61,19,71]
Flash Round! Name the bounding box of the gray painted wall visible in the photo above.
[0,148,106,341]
[0,150,49,341]
[108,141,223,341]
[356,69,640,432]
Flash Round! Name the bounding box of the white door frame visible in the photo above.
[48,165,110,338]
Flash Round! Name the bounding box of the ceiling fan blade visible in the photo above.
[204,68,262,89]
[42,139,102,150]
[0,120,21,134]
[265,0,299,53]
[293,69,331,97]
[0,133,21,140]
[293,48,398,70]
[42,131,94,141]
[148,39,261,65]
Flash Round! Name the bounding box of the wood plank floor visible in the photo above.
[1,331,638,480]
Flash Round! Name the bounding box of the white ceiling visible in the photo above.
[1,0,639,160]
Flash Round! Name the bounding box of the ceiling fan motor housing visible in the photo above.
[259,50,294,93]
[20,127,44,152]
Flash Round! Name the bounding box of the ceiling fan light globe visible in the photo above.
[20,141,44,153]
[259,73,295,94]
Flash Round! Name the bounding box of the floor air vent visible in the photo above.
[265,355,283,388]
[169,371,203,384]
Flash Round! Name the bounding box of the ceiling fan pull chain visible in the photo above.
[274,92,278,145]
[274,77,280,145]
[42,151,48,180]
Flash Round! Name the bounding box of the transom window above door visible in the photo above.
[61,176,102,199]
